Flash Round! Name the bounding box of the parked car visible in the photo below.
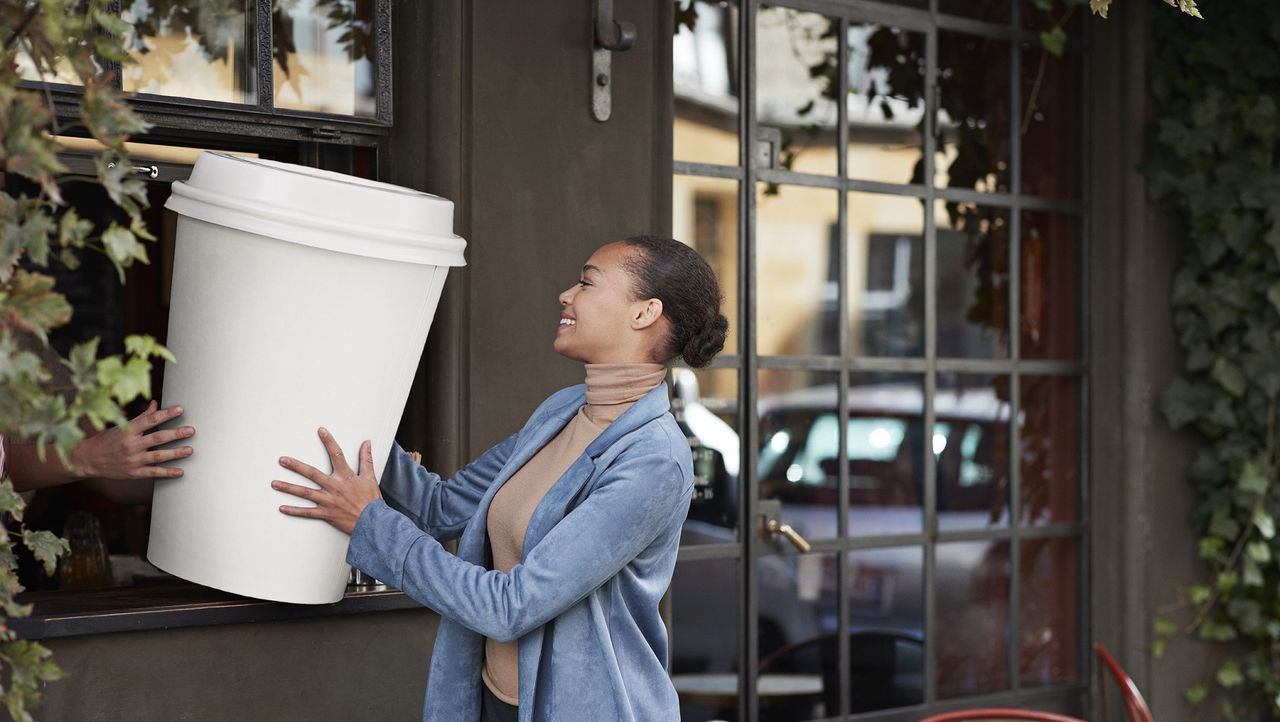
[670,371,1011,715]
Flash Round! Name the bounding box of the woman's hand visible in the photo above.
[272,427,382,535]
[71,401,194,480]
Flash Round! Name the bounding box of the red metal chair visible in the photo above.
[916,710,1086,722]
[1094,641,1154,722]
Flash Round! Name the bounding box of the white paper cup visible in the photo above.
[147,152,466,604]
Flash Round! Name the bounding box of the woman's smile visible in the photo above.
[557,313,577,333]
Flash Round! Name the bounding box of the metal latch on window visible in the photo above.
[591,0,636,122]
[758,499,812,553]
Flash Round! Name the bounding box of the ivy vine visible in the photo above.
[1150,1,1280,719]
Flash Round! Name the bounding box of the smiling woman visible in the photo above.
[271,235,727,722]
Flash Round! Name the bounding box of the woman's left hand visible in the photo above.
[273,427,382,535]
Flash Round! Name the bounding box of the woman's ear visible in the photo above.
[631,298,664,330]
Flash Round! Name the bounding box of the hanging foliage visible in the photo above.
[1,0,170,718]
[1149,1,1280,719]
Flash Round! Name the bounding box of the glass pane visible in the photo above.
[672,557,741,721]
[1020,537,1080,686]
[756,184,840,356]
[1021,0,1086,33]
[847,373,924,536]
[757,6,839,176]
[675,0,740,167]
[846,23,926,185]
[1020,376,1078,525]
[1020,211,1079,359]
[848,193,924,357]
[122,0,257,104]
[937,540,1010,697]
[675,367,741,543]
[675,175,740,355]
[937,201,1010,358]
[1021,42,1081,198]
[757,552,839,721]
[848,547,925,712]
[759,370,839,541]
[273,0,377,117]
[936,32,1011,193]
[936,373,1011,531]
[940,0,1011,23]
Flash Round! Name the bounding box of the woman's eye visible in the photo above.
[578,279,591,287]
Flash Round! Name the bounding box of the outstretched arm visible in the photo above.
[4,401,194,502]
[272,427,691,643]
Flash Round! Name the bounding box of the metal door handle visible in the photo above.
[766,519,812,553]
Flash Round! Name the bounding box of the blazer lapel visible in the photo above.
[521,382,672,555]
[456,386,586,564]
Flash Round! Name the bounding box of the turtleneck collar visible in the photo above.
[582,362,667,425]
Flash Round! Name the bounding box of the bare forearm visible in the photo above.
[4,442,86,491]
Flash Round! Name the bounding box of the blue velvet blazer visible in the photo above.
[347,382,693,721]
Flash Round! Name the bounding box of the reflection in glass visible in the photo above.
[848,547,924,712]
[671,558,741,721]
[935,374,1010,531]
[1021,211,1079,358]
[1021,42,1081,198]
[1021,0,1085,32]
[1020,376,1078,525]
[936,32,1011,193]
[757,552,838,721]
[1020,537,1079,686]
[756,184,839,356]
[847,374,924,536]
[122,0,257,104]
[937,540,1010,697]
[273,0,376,117]
[756,6,838,176]
[674,0,740,166]
[675,368,740,542]
[846,24,925,184]
[939,0,1011,23]
[758,370,839,540]
[848,193,924,357]
[674,175,740,355]
[937,201,1010,358]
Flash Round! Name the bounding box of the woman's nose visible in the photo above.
[559,286,575,305]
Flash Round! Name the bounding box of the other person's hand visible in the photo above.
[273,427,382,535]
[71,401,195,480]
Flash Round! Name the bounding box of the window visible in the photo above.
[9,0,393,606]
[670,1,1086,718]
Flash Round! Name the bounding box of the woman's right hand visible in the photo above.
[71,401,195,480]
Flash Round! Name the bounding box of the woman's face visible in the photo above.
[554,242,661,364]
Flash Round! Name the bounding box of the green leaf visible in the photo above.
[1238,462,1269,494]
[1155,617,1179,637]
[20,531,67,578]
[1186,683,1208,705]
[1189,583,1212,605]
[0,480,26,523]
[2,270,72,342]
[124,335,175,364]
[1039,28,1067,58]
[1255,508,1276,539]
[1212,357,1248,397]
[1218,659,1244,687]
[1247,540,1272,562]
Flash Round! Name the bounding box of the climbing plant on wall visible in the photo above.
[1151,1,1280,719]
[1,1,169,718]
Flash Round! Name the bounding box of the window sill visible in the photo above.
[10,582,425,640]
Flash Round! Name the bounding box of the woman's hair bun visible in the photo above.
[682,313,728,368]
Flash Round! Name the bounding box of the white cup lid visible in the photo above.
[165,152,467,267]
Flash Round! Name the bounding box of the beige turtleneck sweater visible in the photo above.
[480,362,667,705]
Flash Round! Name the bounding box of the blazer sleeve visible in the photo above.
[378,434,519,540]
[349,450,692,643]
